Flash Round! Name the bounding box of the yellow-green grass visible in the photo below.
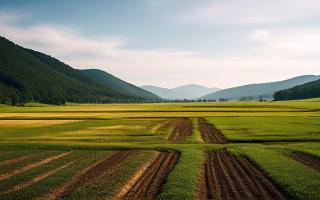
[0,98,320,199]
[205,117,320,142]
[0,150,113,200]
[233,145,320,199]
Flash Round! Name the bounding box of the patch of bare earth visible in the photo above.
[287,152,320,172]
[168,118,192,142]
[37,151,137,200]
[197,150,288,200]
[116,151,180,200]
[0,151,73,181]
[198,118,227,143]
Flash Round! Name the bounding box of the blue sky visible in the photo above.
[1,0,320,89]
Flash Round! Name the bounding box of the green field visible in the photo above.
[1,99,320,199]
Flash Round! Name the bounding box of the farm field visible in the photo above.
[1,99,320,199]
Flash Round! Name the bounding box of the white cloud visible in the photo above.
[251,29,271,41]
[179,0,320,24]
[250,29,320,57]
[0,11,320,89]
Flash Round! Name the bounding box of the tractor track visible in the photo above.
[0,151,48,167]
[287,152,320,172]
[37,151,137,200]
[198,118,227,143]
[0,151,73,181]
[118,151,180,200]
[168,118,192,142]
[197,150,288,200]
[0,158,79,195]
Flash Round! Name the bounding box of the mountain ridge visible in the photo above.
[200,75,320,100]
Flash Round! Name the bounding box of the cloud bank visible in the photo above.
[0,11,319,88]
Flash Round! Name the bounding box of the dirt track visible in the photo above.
[287,152,320,172]
[0,159,78,195]
[197,151,288,200]
[168,118,192,142]
[198,118,226,143]
[0,151,73,181]
[119,151,180,199]
[38,151,137,200]
[0,151,47,167]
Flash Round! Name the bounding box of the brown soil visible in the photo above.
[168,118,193,142]
[0,158,79,195]
[287,152,320,172]
[38,151,137,200]
[0,151,73,181]
[197,150,288,200]
[0,151,48,167]
[118,151,180,200]
[198,118,227,143]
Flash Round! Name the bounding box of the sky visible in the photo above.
[0,0,320,89]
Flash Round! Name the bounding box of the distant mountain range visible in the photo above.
[0,36,161,105]
[200,75,320,101]
[140,84,220,99]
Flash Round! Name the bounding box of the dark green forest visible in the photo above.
[0,36,161,105]
[82,69,160,100]
[274,78,320,101]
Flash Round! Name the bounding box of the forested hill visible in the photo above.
[274,78,320,101]
[82,69,160,100]
[0,36,160,105]
[200,75,320,101]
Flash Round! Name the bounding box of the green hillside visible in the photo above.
[82,69,161,100]
[274,78,320,101]
[0,36,156,105]
[200,75,320,101]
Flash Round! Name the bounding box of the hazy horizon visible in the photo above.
[1,0,320,88]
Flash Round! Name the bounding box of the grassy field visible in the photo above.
[1,98,320,199]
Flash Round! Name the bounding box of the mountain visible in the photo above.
[0,36,159,105]
[172,84,220,98]
[200,75,320,101]
[140,85,197,99]
[274,78,320,101]
[81,69,161,100]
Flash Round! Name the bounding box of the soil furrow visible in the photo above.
[119,151,180,200]
[0,158,79,195]
[168,118,192,142]
[37,151,137,200]
[198,118,226,143]
[197,150,287,200]
[287,152,320,172]
[0,151,73,181]
[0,151,48,167]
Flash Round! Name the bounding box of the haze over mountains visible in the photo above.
[200,75,320,101]
[140,85,220,100]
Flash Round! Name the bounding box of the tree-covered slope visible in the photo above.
[200,75,320,100]
[274,78,320,101]
[81,69,161,100]
[0,36,155,105]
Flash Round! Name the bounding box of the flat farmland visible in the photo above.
[1,99,320,199]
